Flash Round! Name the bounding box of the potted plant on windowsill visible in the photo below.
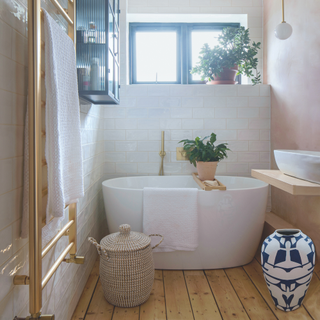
[179,133,230,181]
[191,27,261,85]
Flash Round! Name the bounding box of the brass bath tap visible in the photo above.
[159,131,166,176]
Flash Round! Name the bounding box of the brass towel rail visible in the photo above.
[41,220,74,258]
[44,0,74,25]
[13,1,83,319]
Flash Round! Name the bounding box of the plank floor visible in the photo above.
[72,256,320,320]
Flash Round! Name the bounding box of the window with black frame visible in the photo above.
[129,22,241,85]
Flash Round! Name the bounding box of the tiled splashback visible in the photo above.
[103,84,271,179]
[107,0,269,179]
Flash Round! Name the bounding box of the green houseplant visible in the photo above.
[179,133,230,180]
[191,26,261,85]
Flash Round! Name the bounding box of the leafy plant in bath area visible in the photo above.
[191,26,261,85]
[179,133,230,167]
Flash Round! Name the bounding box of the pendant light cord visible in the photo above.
[282,0,285,22]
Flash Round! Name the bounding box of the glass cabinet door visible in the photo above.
[114,0,119,24]
[108,50,114,96]
[76,0,120,104]
[114,24,119,62]
[115,62,119,100]
[108,5,114,54]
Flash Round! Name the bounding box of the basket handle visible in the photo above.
[149,234,164,250]
[88,237,108,257]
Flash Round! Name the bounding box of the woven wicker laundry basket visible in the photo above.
[88,224,163,308]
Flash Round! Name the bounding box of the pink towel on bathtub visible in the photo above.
[143,188,198,252]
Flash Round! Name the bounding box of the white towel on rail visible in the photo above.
[43,10,84,219]
[21,10,84,239]
[143,188,199,252]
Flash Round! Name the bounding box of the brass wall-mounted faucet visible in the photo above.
[159,131,166,175]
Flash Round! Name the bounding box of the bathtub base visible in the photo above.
[102,175,268,270]
[153,247,258,270]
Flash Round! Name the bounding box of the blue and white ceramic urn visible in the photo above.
[261,229,315,312]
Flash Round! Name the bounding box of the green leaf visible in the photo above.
[210,133,217,144]
[181,132,230,165]
[190,26,261,85]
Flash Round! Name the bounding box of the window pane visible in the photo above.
[191,30,221,81]
[136,32,177,82]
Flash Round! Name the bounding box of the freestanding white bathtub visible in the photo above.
[102,175,268,270]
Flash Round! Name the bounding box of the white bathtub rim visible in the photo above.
[102,175,268,191]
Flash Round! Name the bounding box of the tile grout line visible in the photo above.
[0,51,28,68]
[0,15,28,39]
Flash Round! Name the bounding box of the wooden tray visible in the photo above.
[192,173,226,191]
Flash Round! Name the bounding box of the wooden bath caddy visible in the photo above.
[192,173,226,191]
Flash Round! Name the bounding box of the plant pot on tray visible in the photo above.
[179,133,230,181]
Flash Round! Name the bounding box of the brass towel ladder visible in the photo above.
[13,1,84,319]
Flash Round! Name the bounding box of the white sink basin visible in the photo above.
[274,150,320,184]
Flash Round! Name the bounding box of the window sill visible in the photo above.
[120,83,271,97]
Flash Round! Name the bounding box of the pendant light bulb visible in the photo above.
[275,22,293,40]
[275,0,292,40]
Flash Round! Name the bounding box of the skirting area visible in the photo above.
[72,253,320,320]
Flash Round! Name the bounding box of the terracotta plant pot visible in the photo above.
[196,161,218,181]
[206,65,238,85]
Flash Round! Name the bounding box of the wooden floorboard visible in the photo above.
[303,272,320,320]
[314,262,320,279]
[85,281,114,320]
[225,267,277,320]
[184,270,222,320]
[74,257,320,320]
[243,258,313,320]
[163,270,194,320]
[140,270,166,320]
[205,269,250,320]
[71,260,100,320]
[112,307,140,320]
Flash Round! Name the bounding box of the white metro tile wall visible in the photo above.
[103,84,271,179]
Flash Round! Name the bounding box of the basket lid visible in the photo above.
[100,224,151,252]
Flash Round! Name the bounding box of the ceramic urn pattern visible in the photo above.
[261,229,315,311]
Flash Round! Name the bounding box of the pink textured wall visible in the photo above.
[264,0,320,259]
